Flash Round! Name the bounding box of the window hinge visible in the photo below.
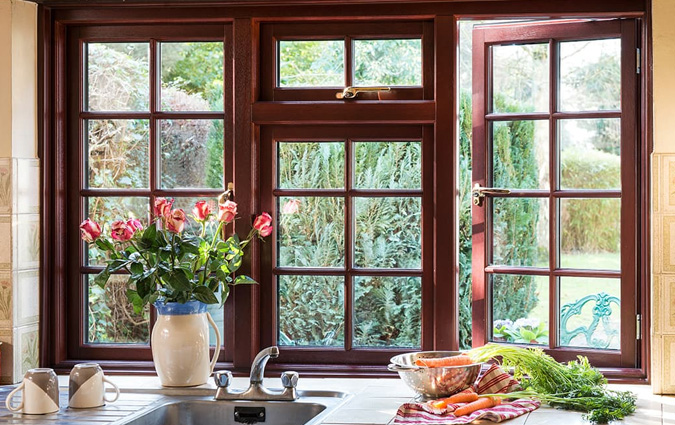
[636,48,641,74]
[636,314,642,340]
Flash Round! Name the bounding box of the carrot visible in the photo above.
[452,396,501,417]
[427,391,479,409]
[415,354,473,368]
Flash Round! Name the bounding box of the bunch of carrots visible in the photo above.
[425,389,500,417]
[415,354,499,417]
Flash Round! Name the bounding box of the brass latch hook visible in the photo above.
[471,183,511,206]
[336,86,391,99]
[218,182,234,205]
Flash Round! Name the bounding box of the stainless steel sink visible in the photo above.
[117,390,351,425]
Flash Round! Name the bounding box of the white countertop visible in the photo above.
[0,376,671,424]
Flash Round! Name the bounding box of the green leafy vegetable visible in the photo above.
[468,344,636,424]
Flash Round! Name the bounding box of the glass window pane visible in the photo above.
[86,43,149,112]
[353,276,421,348]
[278,275,344,346]
[278,40,344,87]
[559,119,621,190]
[86,119,149,189]
[491,274,548,345]
[354,197,421,269]
[560,198,620,270]
[277,142,344,189]
[277,196,344,267]
[353,141,421,189]
[353,39,422,86]
[559,39,620,112]
[492,120,549,190]
[87,274,150,344]
[492,43,549,113]
[160,119,224,189]
[85,197,149,266]
[492,197,548,267]
[160,42,224,112]
[559,277,620,350]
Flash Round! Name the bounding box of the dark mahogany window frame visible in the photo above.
[471,19,640,371]
[38,0,651,381]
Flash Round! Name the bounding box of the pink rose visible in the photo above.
[79,219,102,243]
[166,209,186,233]
[253,212,273,237]
[281,199,300,215]
[111,220,134,241]
[127,218,143,233]
[193,201,211,222]
[218,200,238,223]
[153,197,174,218]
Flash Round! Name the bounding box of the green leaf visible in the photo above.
[130,262,144,277]
[137,277,153,299]
[95,238,115,252]
[109,259,130,273]
[166,270,192,292]
[94,269,110,288]
[126,289,144,315]
[220,285,230,307]
[148,292,159,306]
[234,275,257,285]
[141,223,157,245]
[192,286,219,304]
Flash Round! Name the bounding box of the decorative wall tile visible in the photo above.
[663,335,675,394]
[0,328,13,384]
[653,275,662,334]
[652,334,663,394]
[0,216,10,270]
[13,270,37,327]
[16,324,38,377]
[664,276,675,333]
[0,158,10,215]
[0,272,11,330]
[661,215,675,273]
[653,154,662,213]
[14,213,38,270]
[662,154,675,213]
[14,158,39,214]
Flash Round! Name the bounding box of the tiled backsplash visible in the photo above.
[0,157,40,384]
[652,153,675,394]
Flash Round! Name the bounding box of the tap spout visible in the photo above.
[249,346,279,384]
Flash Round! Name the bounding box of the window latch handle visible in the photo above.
[219,182,234,204]
[472,183,511,206]
[336,86,391,99]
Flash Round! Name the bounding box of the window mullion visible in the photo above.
[344,138,354,352]
[548,38,559,351]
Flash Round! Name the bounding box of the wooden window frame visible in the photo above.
[471,19,639,370]
[38,0,650,382]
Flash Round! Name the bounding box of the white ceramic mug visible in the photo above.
[5,368,60,414]
[68,363,119,408]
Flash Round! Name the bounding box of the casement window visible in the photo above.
[41,2,649,379]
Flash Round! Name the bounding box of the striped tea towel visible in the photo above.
[393,364,540,424]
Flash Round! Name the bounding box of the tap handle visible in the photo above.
[281,371,299,389]
[214,370,233,388]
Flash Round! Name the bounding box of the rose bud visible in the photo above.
[127,218,143,233]
[111,220,134,241]
[281,199,300,215]
[218,200,238,223]
[153,197,174,218]
[79,219,102,243]
[253,212,273,237]
[166,209,186,233]
[193,200,211,222]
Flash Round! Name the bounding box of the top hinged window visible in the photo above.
[260,21,433,101]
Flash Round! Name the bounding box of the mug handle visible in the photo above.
[5,382,25,412]
[206,312,221,373]
[102,377,120,403]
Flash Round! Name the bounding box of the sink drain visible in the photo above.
[234,406,266,424]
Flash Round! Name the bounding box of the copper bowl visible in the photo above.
[388,351,482,399]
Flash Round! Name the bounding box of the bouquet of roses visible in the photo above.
[79,198,272,313]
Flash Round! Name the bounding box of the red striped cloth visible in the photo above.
[393,364,540,425]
